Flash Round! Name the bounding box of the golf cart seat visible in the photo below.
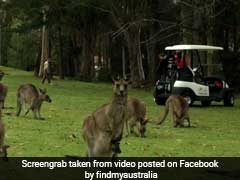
[204,77,223,90]
[178,66,194,82]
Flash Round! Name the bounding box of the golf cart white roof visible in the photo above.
[165,44,223,51]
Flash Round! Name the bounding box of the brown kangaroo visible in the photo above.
[157,95,190,128]
[16,84,52,119]
[126,97,148,137]
[0,83,8,109]
[82,77,129,157]
[0,109,9,160]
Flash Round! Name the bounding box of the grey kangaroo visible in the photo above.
[0,83,8,109]
[126,97,148,137]
[82,76,129,157]
[157,95,190,128]
[0,109,9,160]
[16,84,52,119]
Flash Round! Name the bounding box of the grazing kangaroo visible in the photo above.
[126,97,148,137]
[157,95,190,128]
[82,77,129,157]
[0,83,8,109]
[0,109,9,160]
[16,84,52,119]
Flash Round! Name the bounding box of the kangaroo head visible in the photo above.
[39,88,52,103]
[139,118,148,138]
[113,76,129,97]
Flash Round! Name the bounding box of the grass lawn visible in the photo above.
[1,66,240,157]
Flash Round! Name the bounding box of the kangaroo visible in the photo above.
[16,84,52,119]
[0,83,8,109]
[157,95,190,128]
[82,77,129,157]
[0,109,9,160]
[126,97,148,137]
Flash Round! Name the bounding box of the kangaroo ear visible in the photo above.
[124,74,132,84]
[142,119,149,125]
[111,77,115,83]
[112,74,120,83]
[124,74,130,80]
[39,88,43,93]
[140,119,148,125]
[39,88,46,94]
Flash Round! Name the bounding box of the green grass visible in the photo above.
[1,66,240,157]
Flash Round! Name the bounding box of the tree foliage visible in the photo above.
[0,0,240,87]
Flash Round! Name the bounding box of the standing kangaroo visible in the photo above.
[0,83,8,109]
[126,97,148,137]
[16,84,52,119]
[157,95,190,128]
[82,77,129,157]
[0,109,9,160]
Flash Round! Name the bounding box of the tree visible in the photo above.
[1,0,240,88]
[0,0,13,66]
[111,0,150,87]
[38,6,50,77]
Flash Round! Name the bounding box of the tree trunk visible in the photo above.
[69,32,80,77]
[146,22,158,84]
[180,0,193,43]
[192,1,202,44]
[38,8,50,77]
[125,26,145,87]
[105,35,111,72]
[233,13,238,52]
[137,28,145,81]
[0,7,12,66]
[58,27,64,79]
[206,0,216,76]
[122,45,126,77]
[80,33,95,81]
[146,42,156,84]
[146,0,159,84]
[34,46,41,77]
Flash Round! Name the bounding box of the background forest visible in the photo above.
[0,0,240,89]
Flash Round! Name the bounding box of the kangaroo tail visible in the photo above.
[157,100,170,125]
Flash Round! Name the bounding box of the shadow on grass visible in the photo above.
[191,104,231,108]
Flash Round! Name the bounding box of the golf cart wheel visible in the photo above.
[201,100,211,107]
[182,92,195,106]
[224,93,234,107]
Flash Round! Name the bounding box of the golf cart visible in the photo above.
[153,44,234,106]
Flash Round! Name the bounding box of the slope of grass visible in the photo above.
[1,66,240,157]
